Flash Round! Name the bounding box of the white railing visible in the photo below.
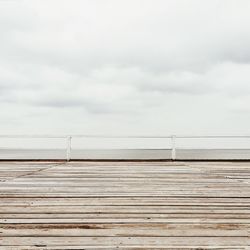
[1,134,250,160]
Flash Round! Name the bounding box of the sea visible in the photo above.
[1,148,250,160]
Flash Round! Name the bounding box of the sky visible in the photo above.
[1,0,250,136]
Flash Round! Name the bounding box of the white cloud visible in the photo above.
[0,0,250,135]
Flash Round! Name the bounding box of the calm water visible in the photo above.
[1,149,250,160]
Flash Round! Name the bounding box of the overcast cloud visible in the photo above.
[0,0,250,135]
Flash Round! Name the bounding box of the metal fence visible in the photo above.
[1,134,250,160]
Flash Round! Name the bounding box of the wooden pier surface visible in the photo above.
[0,161,249,249]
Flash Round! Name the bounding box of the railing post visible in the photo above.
[171,135,176,160]
[66,136,72,161]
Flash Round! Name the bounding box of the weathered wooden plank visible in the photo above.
[0,236,249,246]
[0,246,247,249]
[1,223,249,237]
[1,218,250,224]
[1,213,250,219]
[0,205,249,214]
[1,197,250,206]
[1,182,248,188]
[1,193,249,198]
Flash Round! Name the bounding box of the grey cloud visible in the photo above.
[1,1,250,74]
[0,0,250,134]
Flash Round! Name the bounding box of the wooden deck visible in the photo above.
[0,161,249,249]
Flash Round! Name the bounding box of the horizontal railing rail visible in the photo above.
[1,134,250,138]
